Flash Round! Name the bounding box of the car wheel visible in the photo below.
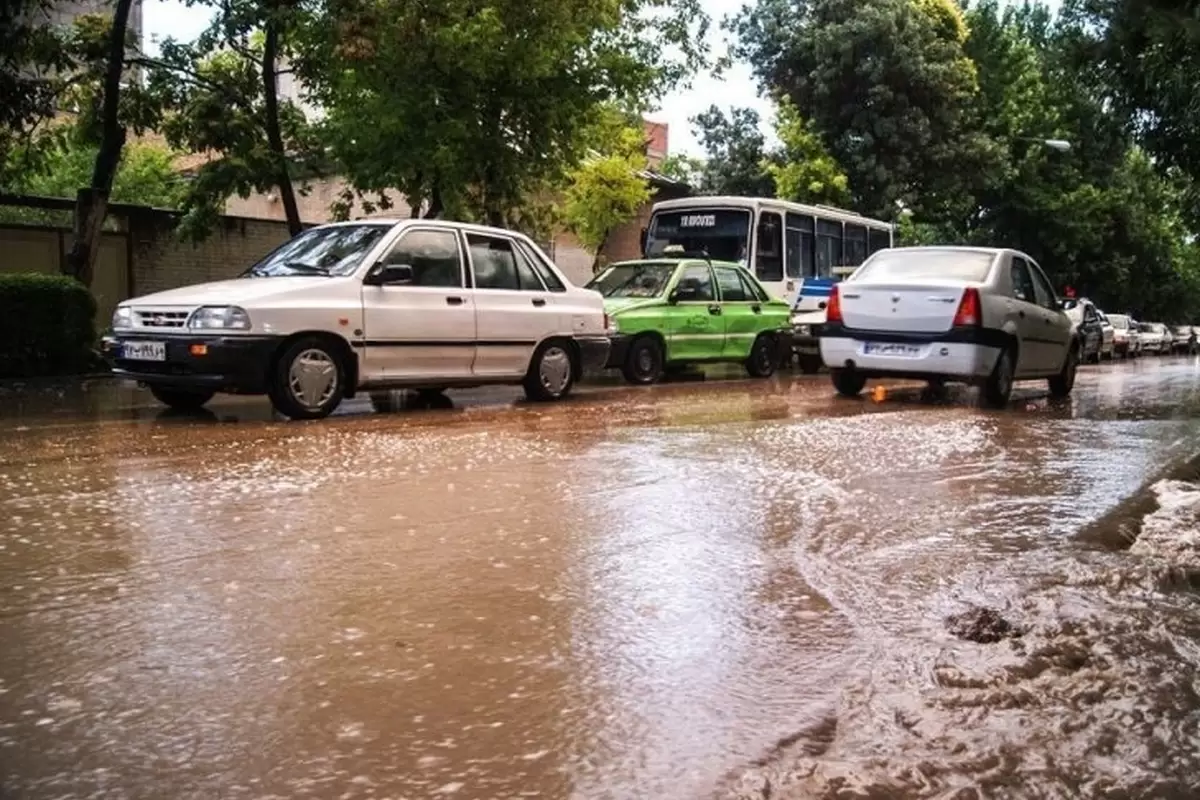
[830,368,866,397]
[982,348,1015,409]
[523,340,575,401]
[1049,344,1078,398]
[621,336,665,385]
[745,334,779,378]
[149,386,215,411]
[797,354,822,375]
[269,337,345,420]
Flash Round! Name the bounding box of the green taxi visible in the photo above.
[587,256,793,384]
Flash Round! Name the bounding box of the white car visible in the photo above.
[818,246,1077,407]
[103,219,611,419]
[1108,313,1138,358]
[1139,322,1168,354]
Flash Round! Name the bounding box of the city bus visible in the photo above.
[641,196,895,310]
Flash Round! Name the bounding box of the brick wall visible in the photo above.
[128,213,294,297]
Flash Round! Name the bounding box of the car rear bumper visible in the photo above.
[574,335,612,374]
[819,324,1001,380]
[101,334,281,394]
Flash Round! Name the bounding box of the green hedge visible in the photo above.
[0,273,98,379]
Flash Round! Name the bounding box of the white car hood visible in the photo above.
[122,276,339,307]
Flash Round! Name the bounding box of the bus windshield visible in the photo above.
[644,209,751,263]
[587,262,677,298]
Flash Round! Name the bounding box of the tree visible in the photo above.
[765,98,849,206]
[5,139,184,207]
[142,1,322,238]
[307,0,710,226]
[690,105,774,196]
[729,0,987,221]
[64,0,137,286]
[562,118,653,272]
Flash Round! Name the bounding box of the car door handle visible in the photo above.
[531,298,546,307]
[1019,310,1026,318]
[751,304,762,314]
[708,304,722,315]
[446,297,464,306]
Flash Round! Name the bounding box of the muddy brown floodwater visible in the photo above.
[4,359,1200,799]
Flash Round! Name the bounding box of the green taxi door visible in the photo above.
[665,264,725,360]
[714,266,764,359]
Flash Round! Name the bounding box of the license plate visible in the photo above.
[122,341,166,361]
[862,342,922,358]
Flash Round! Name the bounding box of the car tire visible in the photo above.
[149,386,215,411]
[621,336,665,385]
[830,369,866,397]
[1049,344,1078,398]
[982,348,1015,409]
[797,354,822,374]
[268,337,346,420]
[745,334,779,378]
[523,340,575,402]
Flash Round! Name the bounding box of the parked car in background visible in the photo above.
[1062,298,1107,363]
[1139,322,1169,354]
[588,252,793,384]
[1170,325,1197,354]
[1108,314,1138,358]
[1128,317,1145,356]
[104,218,611,420]
[1097,312,1116,360]
[817,246,1077,408]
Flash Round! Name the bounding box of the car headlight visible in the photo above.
[188,306,251,331]
[112,306,133,330]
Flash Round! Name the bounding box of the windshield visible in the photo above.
[853,249,995,282]
[587,262,677,298]
[644,209,751,263]
[1108,314,1129,329]
[245,224,389,277]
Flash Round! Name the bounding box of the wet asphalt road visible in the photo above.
[4,357,1200,799]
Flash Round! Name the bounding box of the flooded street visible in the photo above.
[4,359,1200,799]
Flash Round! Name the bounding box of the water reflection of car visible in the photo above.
[1139,322,1168,355]
[1107,313,1139,358]
[818,246,1077,408]
[1061,298,1109,363]
[1169,325,1197,354]
[586,252,793,385]
[103,219,611,420]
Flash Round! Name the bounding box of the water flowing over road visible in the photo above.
[3,358,1200,799]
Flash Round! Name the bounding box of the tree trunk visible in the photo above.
[262,15,302,236]
[423,183,443,219]
[65,0,134,286]
[590,229,610,274]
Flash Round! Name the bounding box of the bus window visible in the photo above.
[868,227,891,256]
[755,211,784,282]
[785,212,815,278]
[844,223,867,266]
[644,208,752,263]
[816,219,843,275]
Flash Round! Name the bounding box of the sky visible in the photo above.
[140,0,767,159]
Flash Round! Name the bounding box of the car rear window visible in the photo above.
[854,250,995,282]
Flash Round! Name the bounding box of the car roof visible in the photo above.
[317,217,539,240]
[881,246,1007,257]
[608,257,746,269]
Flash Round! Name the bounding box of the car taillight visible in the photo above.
[826,285,843,324]
[953,288,981,327]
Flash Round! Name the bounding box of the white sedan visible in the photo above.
[818,246,1078,407]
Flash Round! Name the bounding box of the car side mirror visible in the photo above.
[366,263,414,286]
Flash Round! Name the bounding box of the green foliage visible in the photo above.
[730,0,986,220]
[0,273,97,378]
[308,0,710,224]
[766,98,849,206]
[690,105,775,197]
[4,140,186,208]
[562,117,653,262]
[657,153,704,186]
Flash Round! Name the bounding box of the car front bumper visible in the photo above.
[101,334,282,394]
